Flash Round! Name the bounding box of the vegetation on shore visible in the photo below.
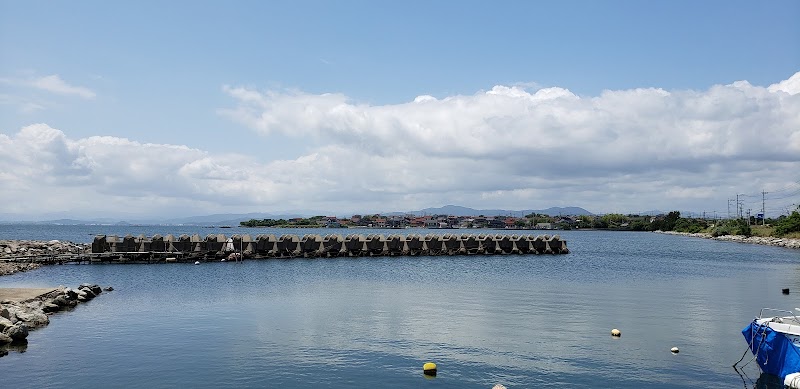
[239,207,800,239]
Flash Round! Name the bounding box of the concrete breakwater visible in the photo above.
[656,231,800,249]
[88,233,568,262]
[0,283,109,356]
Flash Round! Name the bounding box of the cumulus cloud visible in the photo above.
[221,77,800,166]
[2,73,799,219]
[216,72,800,214]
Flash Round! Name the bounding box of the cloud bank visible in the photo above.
[2,73,799,219]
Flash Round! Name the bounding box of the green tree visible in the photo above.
[775,209,800,236]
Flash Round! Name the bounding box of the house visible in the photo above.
[504,218,518,229]
[487,218,505,229]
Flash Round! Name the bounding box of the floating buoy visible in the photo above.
[611,328,621,337]
[783,288,790,295]
[194,261,200,265]
[671,346,679,353]
[423,362,437,376]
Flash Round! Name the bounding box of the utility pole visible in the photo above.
[728,198,734,219]
[762,190,768,226]
[736,194,745,219]
[736,194,740,218]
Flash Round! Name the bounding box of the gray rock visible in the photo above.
[0,307,9,320]
[52,296,69,307]
[0,332,12,345]
[104,286,114,292]
[42,303,60,313]
[4,323,28,341]
[63,288,78,300]
[77,288,95,299]
[14,310,49,327]
[0,316,12,331]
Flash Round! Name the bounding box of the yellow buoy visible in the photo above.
[423,362,437,376]
[611,328,621,337]
[671,346,679,353]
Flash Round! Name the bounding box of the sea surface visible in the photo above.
[1,225,800,388]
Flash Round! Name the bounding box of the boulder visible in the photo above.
[79,284,102,296]
[0,316,12,331]
[0,307,9,320]
[51,296,69,307]
[42,303,60,313]
[14,310,49,327]
[4,323,28,341]
[0,332,12,345]
[63,288,78,300]
[104,286,114,292]
[77,288,94,300]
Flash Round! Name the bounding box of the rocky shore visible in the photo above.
[657,231,800,249]
[0,239,88,276]
[0,239,87,259]
[0,283,110,356]
[0,262,41,276]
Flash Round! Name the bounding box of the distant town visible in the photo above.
[239,210,800,239]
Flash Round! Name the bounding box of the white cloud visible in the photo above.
[1,73,799,219]
[768,72,800,95]
[29,74,96,99]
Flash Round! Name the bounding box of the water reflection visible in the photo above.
[754,372,782,389]
[0,339,28,357]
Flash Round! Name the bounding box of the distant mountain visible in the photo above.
[394,205,594,217]
[160,212,307,225]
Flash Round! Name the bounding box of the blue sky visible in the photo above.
[0,1,798,220]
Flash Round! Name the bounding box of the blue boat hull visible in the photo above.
[743,320,800,379]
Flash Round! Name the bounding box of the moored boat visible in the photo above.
[741,308,800,386]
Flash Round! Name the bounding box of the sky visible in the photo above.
[1,0,799,220]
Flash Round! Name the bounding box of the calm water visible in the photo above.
[1,225,800,388]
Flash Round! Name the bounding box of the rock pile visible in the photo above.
[0,262,41,276]
[657,231,800,249]
[0,239,87,259]
[712,234,800,249]
[0,283,109,356]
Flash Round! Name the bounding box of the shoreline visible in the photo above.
[656,231,800,250]
[0,283,109,356]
